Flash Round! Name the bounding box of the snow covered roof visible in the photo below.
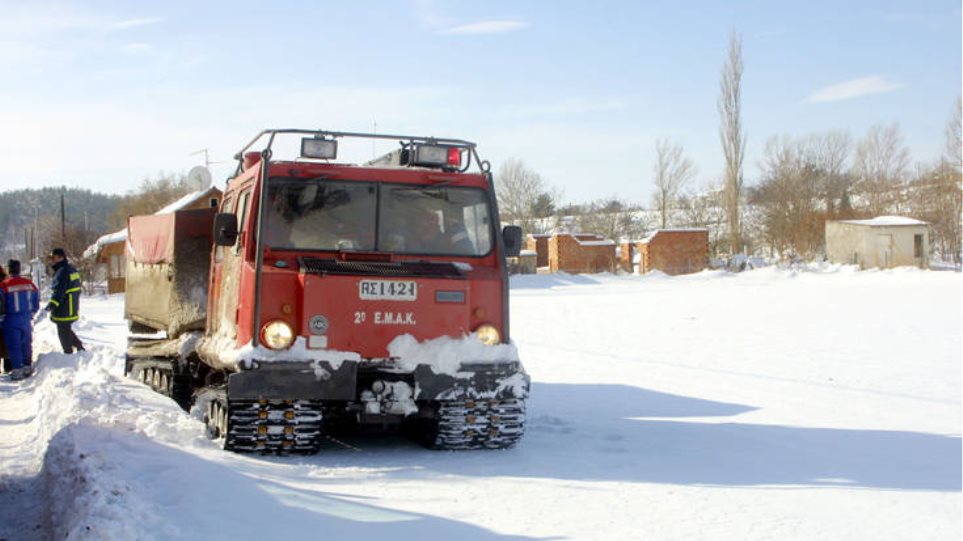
[639,228,709,244]
[153,187,218,215]
[83,229,128,259]
[839,216,929,227]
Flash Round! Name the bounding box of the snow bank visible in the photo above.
[16,322,208,539]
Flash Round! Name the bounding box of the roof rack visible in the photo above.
[232,128,490,177]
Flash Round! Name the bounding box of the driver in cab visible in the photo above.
[404,207,473,254]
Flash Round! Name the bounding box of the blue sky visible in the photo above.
[0,0,959,204]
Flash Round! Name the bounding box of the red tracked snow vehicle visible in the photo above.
[125,129,528,453]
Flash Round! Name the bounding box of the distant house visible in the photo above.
[84,187,222,293]
[825,216,929,269]
[526,234,552,268]
[627,229,709,275]
[547,233,617,274]
[526,233,612,272]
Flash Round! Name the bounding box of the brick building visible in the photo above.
[548,233,617,274]
[525,234,552,268]
[633,229,708,275]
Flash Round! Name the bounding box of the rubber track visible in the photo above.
[432,398,525,450]
[220,399,323,454]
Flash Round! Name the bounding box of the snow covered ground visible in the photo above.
[1,266,959,540]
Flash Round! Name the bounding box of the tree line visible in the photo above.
[495,31,962,265]
[0,172,193,265]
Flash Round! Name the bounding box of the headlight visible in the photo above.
[260,320,295,350]
[474,324,500,346]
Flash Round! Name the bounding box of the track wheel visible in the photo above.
[206,400,223,439]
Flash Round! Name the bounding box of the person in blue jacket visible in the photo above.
[46,248,85,354]
[1,259,40,380]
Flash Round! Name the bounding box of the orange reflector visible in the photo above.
[258,411,268,419]
[284,426,294,434]
[284,411,295,420]
[258,425,267,435]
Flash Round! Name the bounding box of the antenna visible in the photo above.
[190,148,212,168]
[372,121,377,160]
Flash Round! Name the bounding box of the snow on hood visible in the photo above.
[387,333,520,375]
[201,333,362,373]
[236,337,361,374]
[205,332,517,377]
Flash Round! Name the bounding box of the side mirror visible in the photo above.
[502,225,523,257]
[213,213,239,247]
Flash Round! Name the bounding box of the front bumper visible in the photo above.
[228,360,358,401]
[227,358,529,402]
[414,361,530,401]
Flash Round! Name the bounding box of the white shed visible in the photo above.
[825,216,929,269]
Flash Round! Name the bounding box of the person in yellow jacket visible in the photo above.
[46,248,85,353]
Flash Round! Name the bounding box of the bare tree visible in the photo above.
[946,96,962,170]
[751,135,823,258]
[852,124,910,216]
[576,197,647,242]
[928,97,963,265]
[495,158,559,235]
[718,29,746,254]
[805,131,854,214]
[112,172,191,228]
[677,182,726,254]
[652,138,695,229]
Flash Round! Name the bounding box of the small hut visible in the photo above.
[825,216,929,269]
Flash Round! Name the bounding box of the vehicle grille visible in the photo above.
[299,257,465,279]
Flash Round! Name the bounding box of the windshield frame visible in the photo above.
[262,176,496,258]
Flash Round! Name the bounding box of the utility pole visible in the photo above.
[60,187,66,247]
[33,207,39,260]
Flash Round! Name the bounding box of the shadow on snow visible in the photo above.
[41,421,550,541]
[314,382,961,492]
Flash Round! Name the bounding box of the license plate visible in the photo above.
[359,280,417,301]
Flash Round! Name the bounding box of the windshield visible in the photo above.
[264,178,493,256]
